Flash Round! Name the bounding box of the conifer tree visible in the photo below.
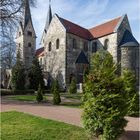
[28,57,44,90]
[11,51,25,90]
[122,70,139,117]
[82,51,128,140]
[51,79,61,105]
[36,84,43,103]
[68,78,77,94]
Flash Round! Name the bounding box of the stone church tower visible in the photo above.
[16,0,36,69]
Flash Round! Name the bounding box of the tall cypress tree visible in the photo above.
[28,57,44,90]
[122,70,139,117]
[11,51,25,90]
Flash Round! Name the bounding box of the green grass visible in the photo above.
[8,95,47,102]
[1,111,88,140]
[7,94,82,108]
[60,102,82,108]
[60,93,82,100]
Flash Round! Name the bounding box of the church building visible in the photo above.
[36,2,139,89]
[15,0,139,90]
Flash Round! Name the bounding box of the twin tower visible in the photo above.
[16,0,36,69]
[16,0,52,69]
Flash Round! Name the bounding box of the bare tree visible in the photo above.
[0,0,36,69]
[0,28,16,69]
[0,0,36,37]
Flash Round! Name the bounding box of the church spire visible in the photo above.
[44,0,52,32]
[23,0,32,29]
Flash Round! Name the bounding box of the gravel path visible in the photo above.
[1,97,139,140]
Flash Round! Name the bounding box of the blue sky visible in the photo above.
[31,0,140,49]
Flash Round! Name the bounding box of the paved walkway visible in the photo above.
[1,97,140,140]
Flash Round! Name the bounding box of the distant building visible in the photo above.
[35,47,44,68]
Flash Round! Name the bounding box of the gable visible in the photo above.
[46,14,66,37]
[117,14,131,32]
[76,51,89,64]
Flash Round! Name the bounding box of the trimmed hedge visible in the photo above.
[1,89,35,96]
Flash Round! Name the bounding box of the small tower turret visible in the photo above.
[16,0,36,69]
[119,30,139,87]
[40,0,52,47]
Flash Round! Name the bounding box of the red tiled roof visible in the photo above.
[36,47,44,57]
[89,16,121,38]
[59,17,93,40]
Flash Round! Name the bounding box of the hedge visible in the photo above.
[1,89,35,96]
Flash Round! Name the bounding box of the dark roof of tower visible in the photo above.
[59,17,93,40]
[23,0,32,29]
[44,4,52,32]
[119,30,139,47]
[75,51,89,64]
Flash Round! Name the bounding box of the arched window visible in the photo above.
[48,42,51,51]
[19,32,21,36]
[83,42,88,52]
[27,31,32,36]
[56,39,59,49]
[104,39,109,50]
[40,58,42,65]
[73,39,77,49]
[28,42,32,47]
[92,42,97,53]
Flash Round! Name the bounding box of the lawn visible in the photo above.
[1,111,88,140]
[8,95,47,102]
[7,94,82,108]
[60,93,82,100]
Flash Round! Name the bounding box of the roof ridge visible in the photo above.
[59,17,88,31]
[89,16,122,30]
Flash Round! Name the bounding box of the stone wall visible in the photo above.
[121,46,139,86]
[23,20,36,68]
[96,33,118,63]
[66,33,89,85]
[44,15,66,88]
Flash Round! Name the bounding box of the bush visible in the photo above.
[36,84,43,103]
[69,78,77,94]
[82,51,128,140]
[51,80,61,105]
[122,70,139,117]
